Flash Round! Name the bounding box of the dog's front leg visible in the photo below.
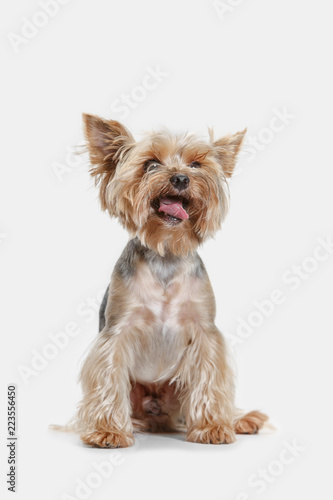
[77,330,134,448]
[177,325,236,444]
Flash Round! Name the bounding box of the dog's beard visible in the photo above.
[107,170,227,256]
[137,193,200,256]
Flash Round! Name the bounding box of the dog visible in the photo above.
[73,113,267,448]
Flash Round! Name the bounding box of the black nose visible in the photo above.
[170,174,189,191]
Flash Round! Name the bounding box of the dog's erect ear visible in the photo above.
[83,113,134,168]
[83,113,134,209]
[212,129,246,178]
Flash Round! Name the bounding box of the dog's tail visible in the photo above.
[49,420,79,434]
[233,410,271,434]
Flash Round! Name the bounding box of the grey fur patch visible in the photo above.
[114,238,144,281]
[99,285,109,332]
[142,249,184,287]
[147,250,205,285]
[116,237,204,286]
[194,254,206,280]
[99,237,207,330]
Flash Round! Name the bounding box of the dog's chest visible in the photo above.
[129,258,200,383]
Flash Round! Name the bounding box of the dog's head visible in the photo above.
[83,114,245,256]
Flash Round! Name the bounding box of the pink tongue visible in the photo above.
[158,198,189,220]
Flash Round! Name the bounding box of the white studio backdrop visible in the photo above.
[1,0,332,499]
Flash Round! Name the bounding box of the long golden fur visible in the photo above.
[69,114,268,447]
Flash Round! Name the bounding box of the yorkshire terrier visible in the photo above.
[73,113,267,447]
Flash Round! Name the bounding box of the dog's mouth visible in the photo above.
[152,196,189,225]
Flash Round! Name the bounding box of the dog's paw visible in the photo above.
[187,423,236,444]
[234,411,268,435]
[81,430,134,448]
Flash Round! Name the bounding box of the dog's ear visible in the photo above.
[212,129,246,177]
[83,113,134,209]
[83,113,134,169]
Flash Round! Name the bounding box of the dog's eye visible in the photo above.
[189,161,201,168]
[144,159,160,172]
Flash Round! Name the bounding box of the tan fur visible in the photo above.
[63,114,268,447]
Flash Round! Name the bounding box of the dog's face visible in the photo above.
[83,114,245,256]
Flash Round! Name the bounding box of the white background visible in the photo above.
[1,0,333,499]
